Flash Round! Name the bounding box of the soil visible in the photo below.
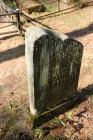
[0,1,93,140]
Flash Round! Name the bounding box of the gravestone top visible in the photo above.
[25,26,83,116]
[25,26,68,49]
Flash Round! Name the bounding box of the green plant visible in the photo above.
[45,4,56,13]
[13,1,17,6]
[9,108,14,114]
[20,36,24,40]
[63,110,73,119]
[34,129,44,139]
[12,56,15,59]
[53,111,73,127]
[7,3,14,8]
[39,0,42,3]
[53,119,66,127]
[6,1,16,8]
[32,12,39,18]
[68,110,73,119]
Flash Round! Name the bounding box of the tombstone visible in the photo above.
[25,26,83,117]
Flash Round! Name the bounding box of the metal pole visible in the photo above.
[16,9,22,36]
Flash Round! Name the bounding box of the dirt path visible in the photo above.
[0,6,93,140]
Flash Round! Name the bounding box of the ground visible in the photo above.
[0,2,93,140]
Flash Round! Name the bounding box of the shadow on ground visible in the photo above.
[0,34,20,41]
[33,83,93,127]
[66,23,93,38]
[0,22,93,63]
[0,44,25,63]
[0,83,93,140]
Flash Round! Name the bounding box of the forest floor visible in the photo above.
[0,2,93,140]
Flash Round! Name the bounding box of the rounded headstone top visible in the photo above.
[25,26,68,43]
[25,26,46,40]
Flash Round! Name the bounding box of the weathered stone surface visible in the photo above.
[25,26,83,116]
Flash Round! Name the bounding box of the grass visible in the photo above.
[45,3,57,13]
[32,12,39,18]
[34,128,44,139]
[5,1,16,8]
